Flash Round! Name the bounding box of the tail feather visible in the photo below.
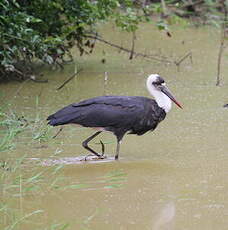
[47,117,59,126]
[47,104,84,126]
[47,113,77,126]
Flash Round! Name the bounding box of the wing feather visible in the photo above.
[47,96,166,135]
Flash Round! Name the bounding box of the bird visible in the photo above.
[47,74,182,160]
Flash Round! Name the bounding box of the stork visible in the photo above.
[47,74,182,160]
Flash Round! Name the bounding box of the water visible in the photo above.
[1,23,228,230]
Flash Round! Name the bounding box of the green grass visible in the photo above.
[0,102,127,229]
[0,104,69,230]
[0,110,26,152]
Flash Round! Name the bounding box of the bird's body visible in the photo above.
[47,74,182,160]
[48,95,166,137]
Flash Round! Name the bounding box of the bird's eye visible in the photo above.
[152,82,160,86]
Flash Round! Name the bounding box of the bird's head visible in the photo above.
[147,74,182,111]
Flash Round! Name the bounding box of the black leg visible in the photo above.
[82,131,103,158]
[100,140,105,156]
[115,140,121,160]
[114,132,125,160]
[115,134,125,160]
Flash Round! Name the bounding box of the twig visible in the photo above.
[85,34,172,63]
[216,0,227,86]
[174,51,192,71]
[52,127,63,138]
[216,36,225,86]
[57,68,83,90]
[129,31,136,60]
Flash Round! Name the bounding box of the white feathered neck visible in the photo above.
[146,74,172,113]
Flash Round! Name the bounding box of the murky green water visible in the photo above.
[1,23,228,229]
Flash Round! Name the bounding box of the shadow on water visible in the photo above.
[1,23,228,230]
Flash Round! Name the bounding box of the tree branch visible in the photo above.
[84,34,172,63]
[216,0,227,86]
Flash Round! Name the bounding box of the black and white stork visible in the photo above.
[47,74,182,160]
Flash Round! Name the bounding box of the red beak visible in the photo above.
[160,85,183,109]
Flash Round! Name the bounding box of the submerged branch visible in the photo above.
[56,68,83,90]
[52,127,63,138]
[174,51,193,71]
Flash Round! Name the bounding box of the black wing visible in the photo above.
[47,96,166,135]
[47,96,143,126]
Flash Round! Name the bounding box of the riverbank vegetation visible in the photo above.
[0,104,74,229]
[0,0,227,81]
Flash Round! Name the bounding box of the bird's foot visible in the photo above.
[92,155,107,161]
[81,153,107,161]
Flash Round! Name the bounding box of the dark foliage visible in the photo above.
[0,0,149,80]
